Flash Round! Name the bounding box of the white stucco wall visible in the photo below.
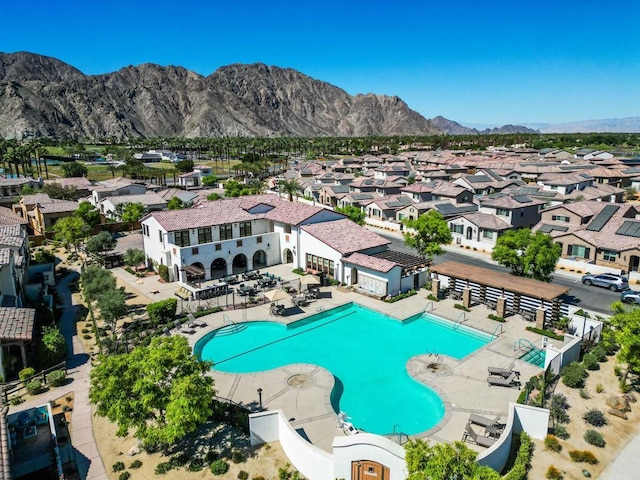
[333,433,407,480]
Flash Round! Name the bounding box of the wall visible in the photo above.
[250,410,334,480]
[333,433,407,480]
[365,217,401,232]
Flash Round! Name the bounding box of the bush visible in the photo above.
[46,370,66,387]
[503,432,533,480]
[595,383,604,393]
[579,387,591,399]
[10,396,24,406]
[582,352,600,371]
[546,465,563,480]
[544,435,562,452]
[37,326,68,368]
[488,313,505,322]
[19,367,36,381]
[568,450,598,464]
[154,462,172,475]
[158,264,169,282]
[26,380,45,395]
[561,362,588,388]
[118,473,130,480]
[112,462,125,472]
[129,460,142,469]
[583,408,607,427]
[383,289,417,303]
[232,450,245,464]
[584,429,606,448]
[553,425,570,440]
[146,298,178,326]
[204,450,218,463]
[526,326,564,340]
[453,303,470,312]
[187,459,204,472]
[238,472,249,480]
[210,460,230,475]
[591,345,608,362]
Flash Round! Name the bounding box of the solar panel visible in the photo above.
[513,195,533,203]
[616,220,640,238]
[586,205,620,232]
[539,224,569,233]
[467,175,491,183]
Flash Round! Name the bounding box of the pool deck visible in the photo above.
[115,263,558,454]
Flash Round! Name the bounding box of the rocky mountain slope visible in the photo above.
[430,115,539,135]
[0,52,440,139]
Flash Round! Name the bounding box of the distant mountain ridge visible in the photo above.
[0,52,440,139]
[533,117,640,133]
[430,116,539,135]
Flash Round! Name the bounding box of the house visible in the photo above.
[336,193,377,209]
[534,202,640,272]
[90,177,148,206]
[177,165,215,189]
[395,201,477,222]
[536,172,594,195]
[134,149,182,163]
[157,188,200,207]
[12,194,78,236]
[44,176,94,197]
[477,193,545,229]
[574,149,614,161]
[401,180,473,204]
[348,178,402,196]
[363,195,414,221]
[100,193,168,220]
[0,211,30,307]
[373,163,412,180]
[318,184,351,207]
[0,177,42,206]
[453,171,522,197]
[448,213,513,250]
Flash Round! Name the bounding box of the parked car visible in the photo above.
[581,273,629,291]
[620,289,640,303]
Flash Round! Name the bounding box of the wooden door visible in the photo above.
[351,460,389,480]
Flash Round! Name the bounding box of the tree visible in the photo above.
[36,326,68,368]
[206,192,222,201]
[609,304,640,385]
[81,265,117,303]
[146,298,178,326]
[202,174,217,186]
[625,186,638,201]
[96,287,128,329]
[42,183,79,200]
[61,161,88,178]
[75,201,101,227]
[336,205,366,225]
[124,248,146,267]
[85,231,116,255]
[167,196,185,210]
[405,439,499,480]
[119,202,146,222]
[54,216,90,253]
[402,210,452,260]
[89,336,215,449]
[279,179,302,202]
[175,159,194,173]
[491,229,561,282]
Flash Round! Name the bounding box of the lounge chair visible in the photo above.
[463,424,495,448]
[487,372,520,389]
[488,367,520,378]
[468,414,500,428]
[180,325,196,335]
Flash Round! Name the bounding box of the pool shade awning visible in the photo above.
[430,261,569,301]
[181,265,205,277]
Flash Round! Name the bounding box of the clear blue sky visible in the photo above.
[3,0,639,126]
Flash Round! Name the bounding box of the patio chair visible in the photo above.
[462,424,496,448]
[487,372,520,389]
[488,367,520,378]
[180,325,196,335]
[468,414,500,429]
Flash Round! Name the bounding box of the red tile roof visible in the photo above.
[301,219,390,254]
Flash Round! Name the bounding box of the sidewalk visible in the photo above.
[599,434,640,480]
[10,268,107,480]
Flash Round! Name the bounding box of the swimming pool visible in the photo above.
[195,303,490,436]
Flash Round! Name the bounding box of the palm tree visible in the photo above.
[279,179,302,202]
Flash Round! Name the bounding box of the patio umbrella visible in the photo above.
[299,275,320,286]
[264,289,291,303]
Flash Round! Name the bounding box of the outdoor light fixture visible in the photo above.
[257,388,263,410]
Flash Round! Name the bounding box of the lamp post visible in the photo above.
[257,388,263,410]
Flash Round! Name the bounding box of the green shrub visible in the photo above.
[383,289,417,303]
[210,460,230,475]
[19,367,36,381]
[488,313,505,322]
[544,435,562,452]
[204,450,218,463]
[252,477,266,480]
[129,460,142,469]
[169,454,188,468]
[453,303,470,312]
[583,408,607,427]
[37,326,68,368]
[516,389,527,404]
[579,387,591,399]
[238,472,249,480]
[112,461,125,472]
[232,450,245,464]
[568,450,598,464]
[591,345,608,362]
[146,298,178,326]
[614,364,622,377]
[584,429,606,448]
[546,465,563,480]
[26,380,45,395]
[292,268,305,275]
[553,425,570,440]
[582,352,600,371]
[158,264,169,282]
[503,432,533,480]
[561,362,588,388]
[187,459,204,472]
[10,396,24,406]
[118,473,130,480]
[46,370,66,387]
[595,383,604,393]
[526,326,564,340]
[154,462,172,474]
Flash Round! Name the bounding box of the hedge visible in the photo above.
[503,432,533,480]
[525,326,564,341]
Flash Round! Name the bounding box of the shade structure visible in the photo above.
[299,275,321,286]
[264,289,291,303]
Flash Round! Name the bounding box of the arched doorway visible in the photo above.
[283,248,294,264]
[351,460,390,480]
[210,258,227,279]
[187,262,205,286]
[466,226,473,240]
[173,264,180,282]
[253,250,267,269]
[351,267,358,285]
[232,254,247,274]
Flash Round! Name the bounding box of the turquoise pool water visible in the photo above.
[520,348,546,368]
[195,303,490,436]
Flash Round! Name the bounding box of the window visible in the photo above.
[239,221,252,237]
[215,244,221,251]
[197,227,212,244]
[450,224,463,234]
[550,185,558,190]
[568,244,590,259]
[284,224,292,234]
[174,230,190,247]
[158,230,163,243]
[482,230,494,239]
[496,208,509,217]
[306,254,335,277]
[220,224,233,240]
[603,250,617,262]
[142,224,149,236]
[257,236,263,243]
[191,247,199,255]
[552,215,570,223]
[237,240,243,247]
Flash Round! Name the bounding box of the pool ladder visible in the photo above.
[490,323,503,340]
[424,301,434,313]
[223,314,240,333]
[453,312,466,330]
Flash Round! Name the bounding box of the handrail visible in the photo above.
[453,312,467,330]
[424,301,434,313]
[514,338,544,362]
[490,323,503,340]
[223,313,239,332]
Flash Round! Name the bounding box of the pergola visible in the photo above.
[0,308,36,376]
[430,261,570,323]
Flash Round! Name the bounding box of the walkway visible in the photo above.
[10,268,108,480]
[599,433,640,480]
